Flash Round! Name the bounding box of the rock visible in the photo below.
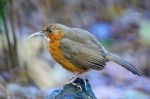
[48,78,97,99]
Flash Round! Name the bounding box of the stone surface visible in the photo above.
[48,78,97,99]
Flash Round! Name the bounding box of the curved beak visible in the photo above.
[27,31,44,39]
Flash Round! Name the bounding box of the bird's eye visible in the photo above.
[47,28,52,33]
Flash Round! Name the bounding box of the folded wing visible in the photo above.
[59,38,108,70]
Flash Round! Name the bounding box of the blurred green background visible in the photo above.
[0,0,150,98]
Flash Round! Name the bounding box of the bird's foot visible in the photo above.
[65,74,87,91]
[66,73,83,90]
[71,82,82,91]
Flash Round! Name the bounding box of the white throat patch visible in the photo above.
[44,36,50,43]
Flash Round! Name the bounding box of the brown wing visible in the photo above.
[59,38,108,70]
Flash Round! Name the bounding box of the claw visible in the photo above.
[66,74,87,91]
[71,82,82,91]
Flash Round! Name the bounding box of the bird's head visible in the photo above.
[28,23,69,41]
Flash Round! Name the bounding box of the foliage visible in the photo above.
[0,0,12,18]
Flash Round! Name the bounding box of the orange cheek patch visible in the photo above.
[49,32,63,41]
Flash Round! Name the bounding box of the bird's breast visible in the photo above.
[47,32,87,73]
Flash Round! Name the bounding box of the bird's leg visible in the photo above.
[67,74,88,91]
[69,73,80,82]
[66,73,82,90]
[82,74,88,91]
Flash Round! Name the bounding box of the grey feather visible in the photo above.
[59,38,107,70]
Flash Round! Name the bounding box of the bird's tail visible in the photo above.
[106,52,141,76]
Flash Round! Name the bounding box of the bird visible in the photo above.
[28,23,141,81]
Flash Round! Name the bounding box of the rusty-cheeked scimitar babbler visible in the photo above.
[28,23,141,76]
